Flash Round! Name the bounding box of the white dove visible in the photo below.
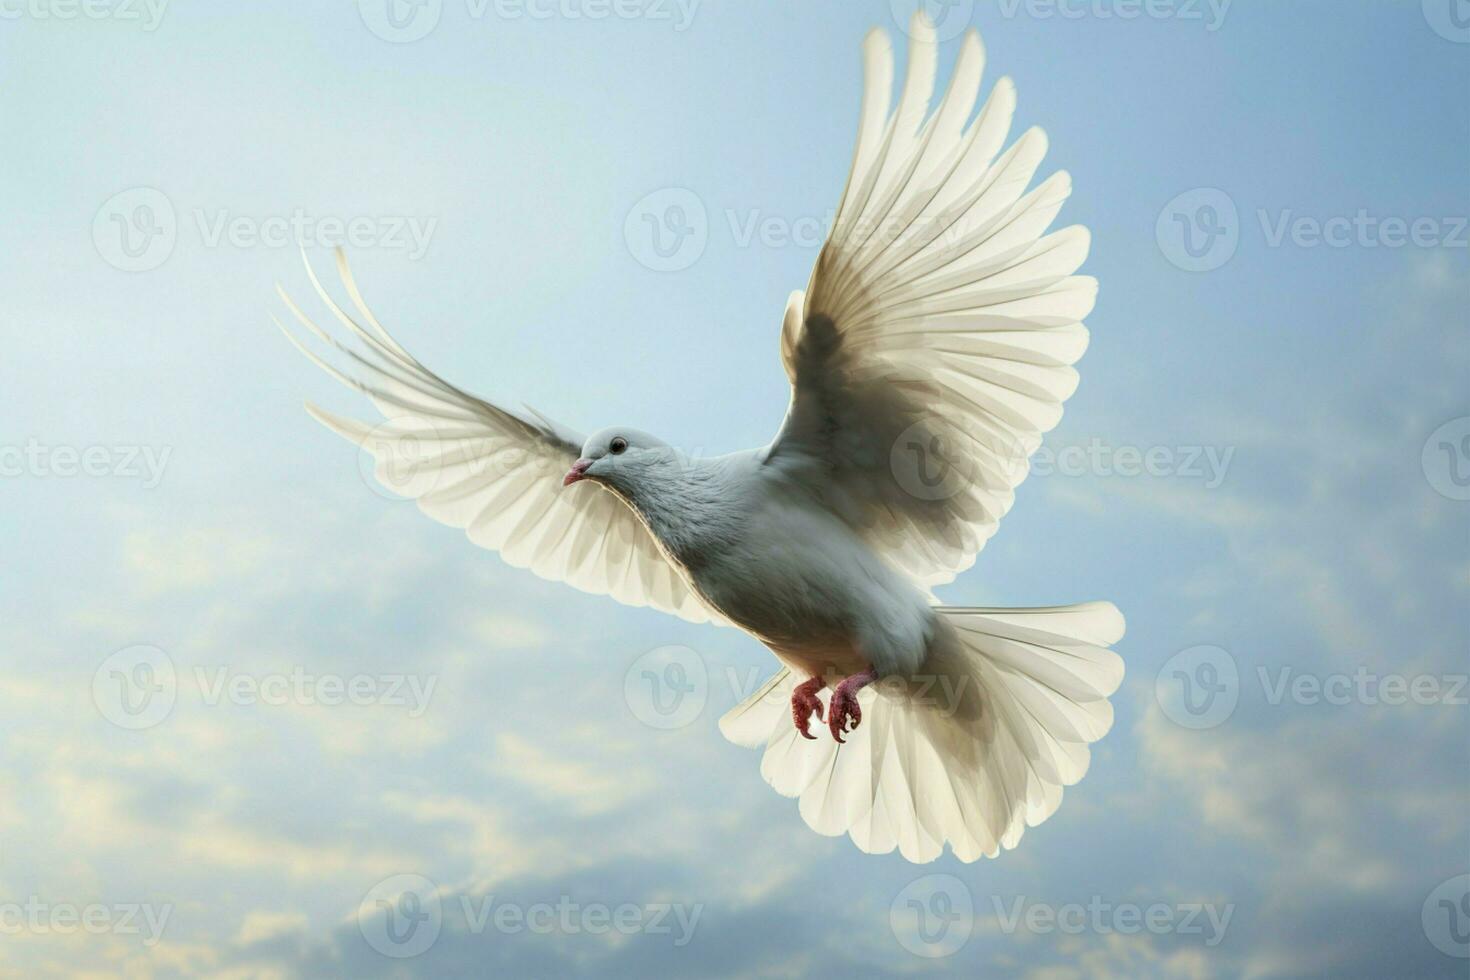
[277,13,1124,864]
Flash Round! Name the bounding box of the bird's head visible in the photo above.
[563,427,671,490]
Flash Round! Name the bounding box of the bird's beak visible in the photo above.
[563,458,593,486]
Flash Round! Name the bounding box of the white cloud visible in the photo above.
[232,911,308,947]
[487,732,655,816]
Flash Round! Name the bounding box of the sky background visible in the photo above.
[2,0,1468,977]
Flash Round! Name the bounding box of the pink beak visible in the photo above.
[563,458,593,486]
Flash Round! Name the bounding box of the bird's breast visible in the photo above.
[681,500,882,646]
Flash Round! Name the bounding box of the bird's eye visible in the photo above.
[609,437,628,455]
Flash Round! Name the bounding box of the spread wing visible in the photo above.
[276,249,723,626]
[765,14,1095,589]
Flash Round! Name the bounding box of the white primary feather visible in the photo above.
[276,248,724,626]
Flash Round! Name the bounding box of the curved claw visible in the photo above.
[828,690,861,743]
[827,668,877,743]
[791,677,826,740]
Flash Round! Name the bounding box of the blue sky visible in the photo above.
[1,0,1467,977]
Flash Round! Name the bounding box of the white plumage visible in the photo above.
[278,12,1123,864]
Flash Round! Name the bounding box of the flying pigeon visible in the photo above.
[276,13,1124,864]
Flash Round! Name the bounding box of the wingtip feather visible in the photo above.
[907,8,936,43]
[302,400,374,445]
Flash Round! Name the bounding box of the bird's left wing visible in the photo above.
[276,249,723,626]
[766,16,1094,589]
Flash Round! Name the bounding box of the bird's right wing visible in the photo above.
[276,249,724,626]
[765,16,1094,590]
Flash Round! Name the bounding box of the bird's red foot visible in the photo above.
[828,668,878,743]
[791,676,825,740]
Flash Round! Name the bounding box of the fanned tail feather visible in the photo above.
[718,602,1124,863]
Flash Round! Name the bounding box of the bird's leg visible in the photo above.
[829,667,878,743]
[790,675,826,740]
